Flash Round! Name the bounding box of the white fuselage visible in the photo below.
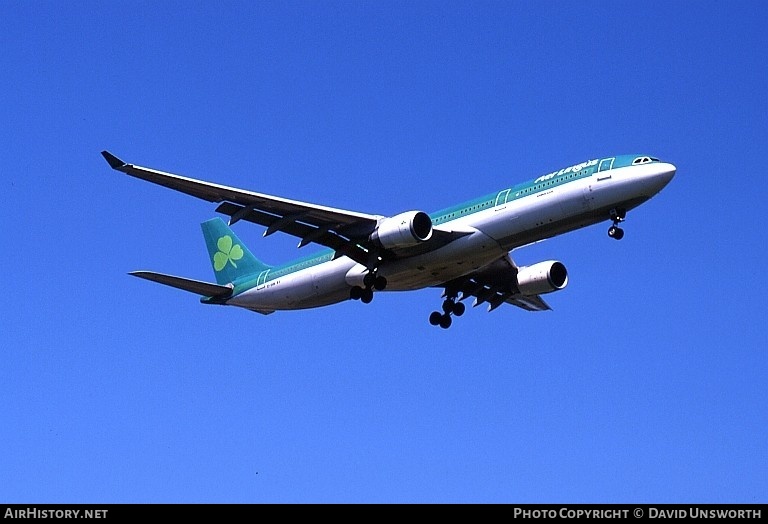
[227,162,676,312]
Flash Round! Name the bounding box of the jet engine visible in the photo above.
[370,211,433,249]
[516,261,568,296]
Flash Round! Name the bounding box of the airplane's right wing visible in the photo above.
[102,151,470,266]
[102,150,378,242]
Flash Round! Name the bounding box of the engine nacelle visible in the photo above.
[370,211,433,249]
[516,261,569,296]
[345,264,368,288]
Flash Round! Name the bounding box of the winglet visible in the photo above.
[101,150,127,170]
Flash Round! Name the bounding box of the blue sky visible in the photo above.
[1,1,766,503]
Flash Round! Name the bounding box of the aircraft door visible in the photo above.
[597,158,614,181]
[495,189,511,207]
[598,157,614,173]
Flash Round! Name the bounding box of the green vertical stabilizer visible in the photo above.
[201,218,271,285]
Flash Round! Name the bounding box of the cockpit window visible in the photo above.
[632,156,653,165]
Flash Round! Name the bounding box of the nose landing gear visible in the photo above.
[608,208,626,240]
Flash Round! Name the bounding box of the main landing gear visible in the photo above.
[608,207,626,240]
[349,271,387,304]
[429,295,466,329]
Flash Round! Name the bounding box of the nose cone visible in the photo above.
[644,162,676,196]
[657,162,676,187]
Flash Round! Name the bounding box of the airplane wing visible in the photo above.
[102,151,467,265]
[502,294,551,312]
[441,254,553,313]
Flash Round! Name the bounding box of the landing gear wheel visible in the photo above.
[608,225,625,240]
[363,273,375,288]
[608,208,627,240]
[350,286,363,300]
[373,276,387,291]
[431,295,464,327]
[360,288,374,304]
[452,301,466,317]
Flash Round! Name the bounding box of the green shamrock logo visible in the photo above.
[213,235,244,271]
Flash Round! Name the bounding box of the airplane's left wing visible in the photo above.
[502,294,552,312]
[441,254,553,313]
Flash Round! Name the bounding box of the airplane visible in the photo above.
[102,151,675,328]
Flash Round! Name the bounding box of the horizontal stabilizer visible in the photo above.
[130,271,234,298]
